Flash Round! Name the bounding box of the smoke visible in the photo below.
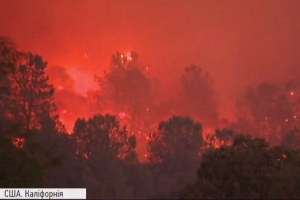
[231,80,300,145]
[46,66,75,91]
[46,66,96,132]
[2,0,300,158]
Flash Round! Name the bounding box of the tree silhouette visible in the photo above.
[0,37,25,137]
[147,116,203,163]
[146,116,204,198]
[235,82,295,145]
[1,37,56,135]
[8,53,55,131]
[72,113,138,198]
[181,134,300,199]
[93,51,153,134]
[72,114,137,163]
[0,36,18,95]
[179,65,218,127]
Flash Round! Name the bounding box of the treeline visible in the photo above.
[1,36,300,199]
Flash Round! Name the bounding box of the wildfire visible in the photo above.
[60,110,68,114]
[126,52,132,61]
[146,135,150,141]
[282,153,287,158]
[12,137,25,148]
[213,139,222,149]
[118,112,129,119]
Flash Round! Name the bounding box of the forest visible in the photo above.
[1,36,300,199]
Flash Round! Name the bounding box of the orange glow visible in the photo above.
[282,153,287,158]
[67,68,98,96]
[118,112,130,119]
[12,138,25,148]
[126,52,132,61]
[60,110,68,114]
[203,127,215,136]
[57,85,64,91]
[1,0,300,161]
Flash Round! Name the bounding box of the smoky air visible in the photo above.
[0,0,300,199]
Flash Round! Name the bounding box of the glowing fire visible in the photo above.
[60,110,68,114]
[118,112,130,119]
[67,68,98,96]
[12,137,25,148]
[146,135,150,141]
[126,52,132,61]
[282,153,287,158]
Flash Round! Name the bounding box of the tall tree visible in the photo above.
[72,113,137,163]
[147,116,203,197]
[93,51,153,133]
[147,116,203,163]
[179,65,218,127]
[0,37,25,137]
[72,113,137,198]
[235,82,296,145]
[0,36,18,95]
[1,37,56,135]
[91,51,154,160]
[8,53,55,132]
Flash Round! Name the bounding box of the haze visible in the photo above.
[1,0,299,121]
[2,0,300,198]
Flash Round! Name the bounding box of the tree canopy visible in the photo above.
[181,134,300,199]
[72,114,138,163]
[234,82,297,145]
[147,116,203,163]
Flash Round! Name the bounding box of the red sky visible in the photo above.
[1,0,300,120]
